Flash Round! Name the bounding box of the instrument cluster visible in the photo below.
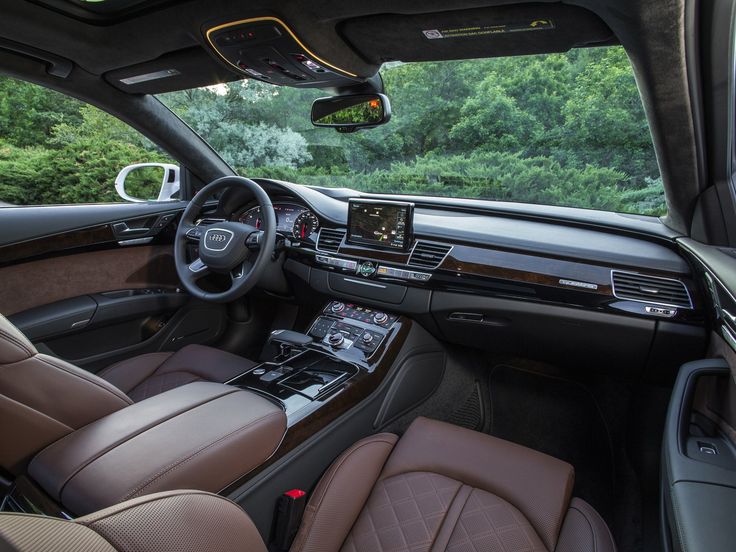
[236,202,320,240]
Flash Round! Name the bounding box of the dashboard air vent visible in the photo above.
[317,228,346,253]
[611,270,692,308]
[408,241,453,269]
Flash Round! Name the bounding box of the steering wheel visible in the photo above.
[174,176,276,303]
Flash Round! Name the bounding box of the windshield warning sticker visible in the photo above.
[422,19,554,40]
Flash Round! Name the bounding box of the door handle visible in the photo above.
[112,222,151,236]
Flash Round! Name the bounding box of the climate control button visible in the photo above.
[331,302,346,314]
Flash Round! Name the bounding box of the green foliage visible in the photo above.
[0,100,169,204]
[0,46,665,215]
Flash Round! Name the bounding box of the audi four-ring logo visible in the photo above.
[203,228,233,251]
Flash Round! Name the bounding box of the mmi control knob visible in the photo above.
[361,332,374,344]
[327,332,345,347]
[373,312,389,325]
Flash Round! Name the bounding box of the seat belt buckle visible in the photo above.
[272,489,307,551]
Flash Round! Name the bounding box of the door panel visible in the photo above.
[0,203,229,372]
[661,239,736,550]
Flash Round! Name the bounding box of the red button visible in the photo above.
[284,489,306,499]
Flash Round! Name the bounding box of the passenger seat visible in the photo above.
[0,417,615,552]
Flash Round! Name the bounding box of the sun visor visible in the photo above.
[105,47,240,94]
[340,3,616,64]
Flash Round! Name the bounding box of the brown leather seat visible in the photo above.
[291,417,616,552]
[0,417,616,552]
[96,343,257,402]
[0,490,267,552]
[0,313,256,473]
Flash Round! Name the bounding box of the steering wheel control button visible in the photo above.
[373,312,389,325]
[186,227,203,240]
[358,261,377,277]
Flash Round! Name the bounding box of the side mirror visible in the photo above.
[114,163,180,203]
[311,93,391,132]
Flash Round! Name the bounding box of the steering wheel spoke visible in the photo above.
[231,259,253,282]
[188,257,210,279]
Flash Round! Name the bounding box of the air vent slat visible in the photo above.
[611,270,692,309]
[408,241,452,269]
[317,228,346,253]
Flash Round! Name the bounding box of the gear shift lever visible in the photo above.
[268,330,314,360]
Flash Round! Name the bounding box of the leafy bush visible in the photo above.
[0,46,666,216]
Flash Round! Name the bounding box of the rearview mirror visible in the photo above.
[114,163,180,202]
[311,94,391,132]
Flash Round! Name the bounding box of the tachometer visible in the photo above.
[292,211,319,240]
[240,206,265,229]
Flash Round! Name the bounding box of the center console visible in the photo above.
[227,301,402,424]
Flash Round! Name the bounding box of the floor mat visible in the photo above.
[488,363,616,526]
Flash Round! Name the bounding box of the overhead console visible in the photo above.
[204,17,367,88]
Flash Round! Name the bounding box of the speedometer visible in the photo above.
[292,211,319,239]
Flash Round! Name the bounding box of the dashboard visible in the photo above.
[234,202,320,240]
[222,182,702,328]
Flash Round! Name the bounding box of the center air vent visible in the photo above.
[611,270,692,309]
[408,241,453,269]
[317,228,346,253]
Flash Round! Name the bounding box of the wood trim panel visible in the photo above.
[0,225,116,266]
[439,244,614,295]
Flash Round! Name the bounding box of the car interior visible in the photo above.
[1,0,736,551]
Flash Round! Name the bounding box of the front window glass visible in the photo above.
[157,46,660,215]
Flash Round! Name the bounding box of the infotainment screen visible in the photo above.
[347,199,414,251]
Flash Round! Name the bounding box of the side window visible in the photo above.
[0,76,176,206]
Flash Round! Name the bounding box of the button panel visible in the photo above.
[307,301,398,355]
[315,255,358,271]
[377,265,432,281]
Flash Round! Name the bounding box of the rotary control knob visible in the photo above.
[361,332,374,344]
[331,302,346,314]
[327,332,345,347]
[373,312,389,325]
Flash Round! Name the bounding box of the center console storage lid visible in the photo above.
[29,382,286,516]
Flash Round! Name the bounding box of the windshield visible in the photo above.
[159,46,664,215]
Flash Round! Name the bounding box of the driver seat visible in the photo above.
[0,313,257,473]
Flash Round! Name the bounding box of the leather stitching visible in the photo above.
[36,356,132,406]
[77,490,222,525]
[120,410,284,501]
[0,328,34,358]
[310,436,397,511]
[96,352,171,380]
[291,435,397,552]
